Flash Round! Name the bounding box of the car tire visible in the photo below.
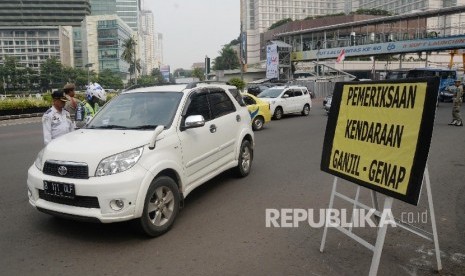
[235,139,253,177]
[252,116,264,131]
[139,176,180,237]
[301,104,310,116]
[273,107,283,120]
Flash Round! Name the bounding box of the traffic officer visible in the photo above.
[448,79,463,126]
[42,90,74,145]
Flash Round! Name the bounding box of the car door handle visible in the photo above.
[210,124,217,133]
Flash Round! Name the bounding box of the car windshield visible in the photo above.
[258,88,284,98]
[87,92,183,130]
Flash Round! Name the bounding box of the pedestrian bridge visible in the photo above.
[269,6,465,62]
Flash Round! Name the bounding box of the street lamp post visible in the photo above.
[85,63,93,85]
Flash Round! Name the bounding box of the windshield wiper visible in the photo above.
[130,125,161,130]
[90,125,130,129]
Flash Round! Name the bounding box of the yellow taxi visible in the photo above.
[241,92,272,131]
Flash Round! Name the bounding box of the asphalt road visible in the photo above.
[0,101,464,275]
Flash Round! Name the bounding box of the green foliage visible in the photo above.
[354,9,392,16]
[151,68,167,84]
[0,97,49,110]
[212,46,240,71]
[306,13,345,20]
[97,69,124,89]
[228,78,245,91]
[191,68,205,81]
[268,18,293,30]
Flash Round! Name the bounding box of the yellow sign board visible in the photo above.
[321,78,439,205]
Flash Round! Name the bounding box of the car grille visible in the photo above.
[38,189,100,209]
[43,161,89,179]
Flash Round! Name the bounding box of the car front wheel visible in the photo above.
[139,176,180,237]
[235,140,253,177]
[252,116,264,131]
[273,107,283,120]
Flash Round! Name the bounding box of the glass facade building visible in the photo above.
[82,15,133,80]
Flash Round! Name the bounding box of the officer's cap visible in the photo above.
[52,90,68,102]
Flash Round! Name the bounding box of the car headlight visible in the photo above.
[95,147,144,177]
[34,149,44,171]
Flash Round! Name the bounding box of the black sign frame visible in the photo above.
[321,77,439,205]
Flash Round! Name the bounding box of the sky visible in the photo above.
[145,0,241,70]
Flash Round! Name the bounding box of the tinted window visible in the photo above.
[293,89,303,97]
[208,90,236,118]
[185,93,211,121]
[228,88,246,106]
[283,90,293,97]
[243,95,256,105]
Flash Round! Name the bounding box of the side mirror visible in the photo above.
[182,115,205,130]
[282,94,289,98]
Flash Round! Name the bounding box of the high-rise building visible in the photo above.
[116,0,141,32]
[0,0,91,27]
[81,15,134,80]
[90,0,117,15]
[0,0,90,68]
[155,33,163,68]
[0,26,74,68]
[140,10,156,74]
[240,0,347,65]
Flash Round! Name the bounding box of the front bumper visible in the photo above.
[27,164,150,223]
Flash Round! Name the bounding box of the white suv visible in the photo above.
[257,85,312,119]
[27,83,254,237]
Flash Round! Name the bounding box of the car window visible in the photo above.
[208,89,236,118]
[293,89,303,97]
[283,90,293,97]
[228,88,246,106]
[87,92,183,129]
[185,93,211,121]
[243,95,256,105]
[258,88,284,98]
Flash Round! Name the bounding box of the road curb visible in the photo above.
[0,112,43,121]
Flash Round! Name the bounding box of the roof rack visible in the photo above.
[185,80,231,89]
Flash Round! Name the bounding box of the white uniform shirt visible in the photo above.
[42,106,74,145]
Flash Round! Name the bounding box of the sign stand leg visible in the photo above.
[320,177,338,253]
[368,196,393,276]
[371,191,379,223]
[424,165,442,272]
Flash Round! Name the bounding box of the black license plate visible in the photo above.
[43,181,75,198]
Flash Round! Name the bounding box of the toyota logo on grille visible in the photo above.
[57,166,68,176]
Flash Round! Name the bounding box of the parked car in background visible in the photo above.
[28,82,254,237]
[257,85,312,120]
[241,93,272,131]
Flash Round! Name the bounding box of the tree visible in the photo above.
[212,46,240,71]
[98,69,124,89]
[268,18,293,30]
[228,78,245,91]
[191,67,205,81]
[150,68,166,84]
[121,36,139,83]
[40,57,63,90]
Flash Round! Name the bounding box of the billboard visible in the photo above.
[266,44,278,79]
[160,65,170,82]
[321,78,439,205]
